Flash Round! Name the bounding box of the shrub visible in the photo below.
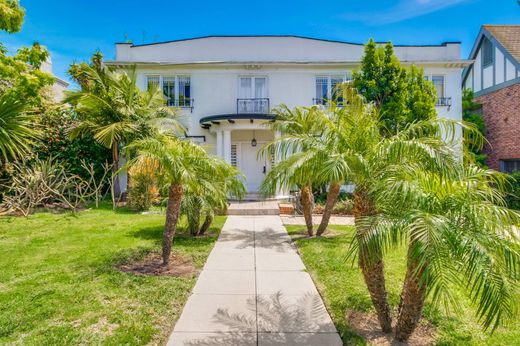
[505,172,520,210]
[127,157,160,211]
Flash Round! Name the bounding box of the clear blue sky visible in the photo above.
[1,0,519,85]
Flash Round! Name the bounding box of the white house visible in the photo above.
[107,35,470,198]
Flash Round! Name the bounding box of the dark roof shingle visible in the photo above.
[484,25,520,63]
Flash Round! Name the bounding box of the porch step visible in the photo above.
[227,201,280,215]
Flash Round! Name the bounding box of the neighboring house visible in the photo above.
[107,35,469,198]
[463,25,520,172]
[40,57,69,101]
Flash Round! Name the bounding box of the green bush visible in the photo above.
[505,172,520,210]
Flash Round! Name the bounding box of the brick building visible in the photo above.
[463,25,520,171]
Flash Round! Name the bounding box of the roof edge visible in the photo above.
[117,35,460,48]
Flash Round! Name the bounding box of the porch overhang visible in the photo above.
[199,113,275,129]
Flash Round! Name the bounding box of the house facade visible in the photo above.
[108,36,468,197]
[463,25,520,172]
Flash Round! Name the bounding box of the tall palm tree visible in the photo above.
[65,64,183,196]
[0,93,38,162]
[360,164,520,341]
[126,135,245,265]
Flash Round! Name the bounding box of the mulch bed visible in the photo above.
[118,252,197,277]
[347,310,436,346]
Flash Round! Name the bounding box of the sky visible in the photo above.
[1,0,519,85]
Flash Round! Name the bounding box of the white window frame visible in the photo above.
[315,74,350,102]
[424,74,446,98]
[237,75,269,99]
[145,75,192,108]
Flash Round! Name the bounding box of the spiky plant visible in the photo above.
[0,93,38,162]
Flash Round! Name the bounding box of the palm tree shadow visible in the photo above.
[183,291,335,346]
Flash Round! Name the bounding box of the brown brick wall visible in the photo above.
[475,83,520,170]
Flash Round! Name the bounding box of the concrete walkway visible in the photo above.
[167,215,342,346]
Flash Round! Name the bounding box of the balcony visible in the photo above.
[166,97,194,111]
[312,98,344,107]
[435,97,452,109]
[237,98,269,114]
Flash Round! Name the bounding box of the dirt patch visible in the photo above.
[347,310,436,346]
[118,252,197,277]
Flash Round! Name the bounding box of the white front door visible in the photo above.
[238,142,267,193]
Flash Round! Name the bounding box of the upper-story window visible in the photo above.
[482,36,493,67]
[146,75,192,108]
[314,75,349,105]
[237,76,268,114]
[425,74,451,107]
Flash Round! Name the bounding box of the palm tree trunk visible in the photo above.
[316,181,341,236]
[188,211,201,236]
[394,248,427,341]
[301,185,314,236]
[198,215,213,235]
[162,183,183,265]
[112,142,121,198]
[353,187,392,333]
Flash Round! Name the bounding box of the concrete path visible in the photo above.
[167,215,342,346]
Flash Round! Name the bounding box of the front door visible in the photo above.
[238,142,267,193]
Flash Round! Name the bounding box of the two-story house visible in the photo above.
[108,35,468,197]
[462,25,520,172]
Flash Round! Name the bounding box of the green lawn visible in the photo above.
[286,225,520,346]
[0,204,225,345]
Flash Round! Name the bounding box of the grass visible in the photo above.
[285,225,520,346]
[0,203,225,345]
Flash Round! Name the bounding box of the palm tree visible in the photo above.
[0,93,38,162]
[65,62,183,197]
[126,135,245,265]
[262,105,329,236]
[360,164,520,341]
[181,159,245,236]
[264,84,462,332]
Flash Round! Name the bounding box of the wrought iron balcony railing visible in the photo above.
[237,98,269,114]
[312,98,344,107]
[166,98,194,111]
[435,97,452,109]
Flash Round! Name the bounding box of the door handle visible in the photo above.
[263,166,266,174]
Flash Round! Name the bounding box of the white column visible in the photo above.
[223,130,232,164]
[216,130,223,158]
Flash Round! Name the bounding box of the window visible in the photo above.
[482,37,493,67]
[231,144,237,167]
[162,77,175,106]
[424,75,445,98]
[314,75,349,105]
[145,75,192,108]
[146,75,160,91]
[238,76,268,113]
[500,160,520,173]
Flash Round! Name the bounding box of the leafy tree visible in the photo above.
[462,88,487,166]
[65,53,183,196]
[353,39,437,136]
[0,0,24,33]
[126,135,245,265]
[363,163,520,341]
[0,43,53,106]
[32,104,112,182]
